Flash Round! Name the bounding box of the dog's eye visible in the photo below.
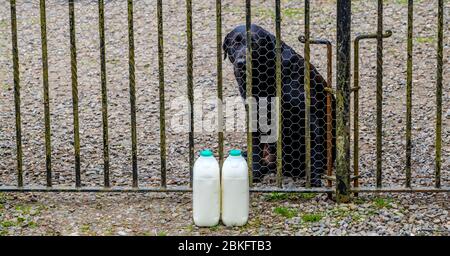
[235,35,243,43]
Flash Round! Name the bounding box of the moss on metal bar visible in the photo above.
[40,0,52,187]
[127,0,138,187]
[69,0,81,187]
[435,0,443,189]
[304,0,311,188]
[98,0,110,187]
[275,0,283,188]
[376,0,383,188]
[335,0,351,203]
[10,0,23,188]
[405,0,413,188]
[216,0,224,168]
[157,0,167,188]
[186,0,194,187]
[245,0,253,187]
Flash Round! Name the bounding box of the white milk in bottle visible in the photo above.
[221,149,249,226]
[192,149,220,227]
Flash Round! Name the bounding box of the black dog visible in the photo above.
[223,24,336,186]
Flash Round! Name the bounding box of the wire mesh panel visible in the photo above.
[222,1,335,189]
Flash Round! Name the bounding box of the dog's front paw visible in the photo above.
[310,178,323,188]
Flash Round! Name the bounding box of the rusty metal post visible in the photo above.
[335,0,351,203]
[353,31,392,196]
[299,36,333,191]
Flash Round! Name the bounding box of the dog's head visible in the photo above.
[223,24,276,72]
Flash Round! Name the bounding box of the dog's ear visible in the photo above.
[223,37,229,60]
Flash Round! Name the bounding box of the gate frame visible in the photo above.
[1,0,448,200]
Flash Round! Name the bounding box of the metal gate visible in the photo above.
[0,0,447,202]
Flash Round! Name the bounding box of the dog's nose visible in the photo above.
[236,59,246,69]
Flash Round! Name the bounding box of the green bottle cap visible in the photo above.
[200,149,214,157]
[229,149,242,157]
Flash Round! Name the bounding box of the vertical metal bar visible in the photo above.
[352,31,392,195]
[335,0,351,203]
[405,0,413,188]
[127,0,138,187]
[157,0,167,188]
[353,38,360,195]
[275,0,282,188]
[245,0,253,186]
[10,0,23,187]
[216,0,224,168]
[186,0,194,187]
[435,0,443,189]
[298,36,333,191]
[376,0,383,188]
[325,43,333,190]
[69,0,81,187]
[40,0,52,187]
[304,0,311,188]
[98,0,110,187]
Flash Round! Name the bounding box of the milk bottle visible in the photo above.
[192,149,220,227]
[221,149,249,226]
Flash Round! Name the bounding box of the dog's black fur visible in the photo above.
[223,24,336,186]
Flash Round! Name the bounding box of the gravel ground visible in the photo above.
[0,0,449,235]
[0,192,449,236]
